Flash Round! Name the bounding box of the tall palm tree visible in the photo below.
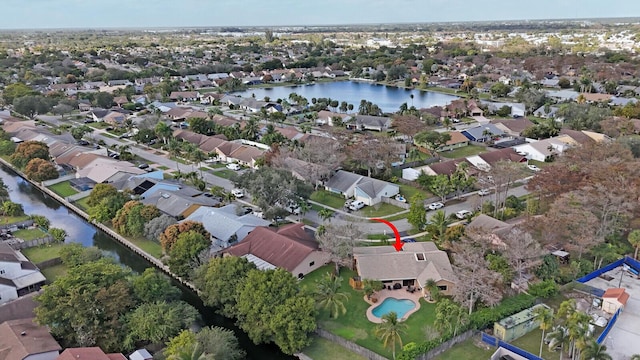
[547,326,570,360]
[580,340,612,360]
[314,272,349,319]
[155,121,172,145]
[567,311,591,360]
[375,311,407,360]
[168,139,183,174]
[429,210,452,246]
[423,279,440,302]
[534,306,554,358]
[318,208,333,223]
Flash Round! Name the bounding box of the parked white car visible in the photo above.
[349,200,365,211]
[478,189,491,196]
[226,163,241,171]
[231,189,244,198]
[427,202,445,210]
[455,210,473,219]
[527,164,541,172]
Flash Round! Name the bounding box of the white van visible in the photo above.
[226,163,241,171]
[349,200,365,211]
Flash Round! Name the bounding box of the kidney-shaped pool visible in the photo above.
[371,297,417,319]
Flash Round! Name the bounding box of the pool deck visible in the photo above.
[364,288,424,323]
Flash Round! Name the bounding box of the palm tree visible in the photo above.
[318,208,334,223]
[534,306,554,358]
[375,311,407,360]
[314,272,349,318]
[547,326,570,360]
[580,340,612,360]
[168,343,214,360]
[155,121,172,145]
[429,210,452,246]
[629,229,640,260]
[168,139,183,174]
[567,311,591,360]
[423,279,440,302]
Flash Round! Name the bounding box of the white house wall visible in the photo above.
[0,283,18,305]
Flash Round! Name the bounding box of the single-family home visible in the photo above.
[0,244,47,305]
[461,124,505,142]
[532,105,560,119]
[325,170,399,206]
[316,110,352,126]
[75,158,146,184]
[402,158,474,180]
[490,118,534,137]
[0,318,61,360]
[103,111,127,128]
[185,205,271,251]
[215,142,266,169]
[224,224,330,278]
[353,115,392,132]
[169,91,199,102]
[438,131,470,151]
[481,101,526,118]
[494,304,552,342]
[466,148,526,171]
[601,288,630,315]
[353,242,457,297]
[113,96,128,108]
[141,190,220,220]
[512,135,576,162]
[56,347,126,360]
[579,92,612,103]
[466,214,514,247]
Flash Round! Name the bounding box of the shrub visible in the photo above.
[469,293,536,330]
[528,279,559,299]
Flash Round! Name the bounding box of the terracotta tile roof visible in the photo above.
[603,288,630,306]
[559,129,595,145]
[56,347,125,360]
[428,158,472,176]
[477,148,526,165]
[0,318,61,360]
[224,224,320,272]
[445,131,469,145]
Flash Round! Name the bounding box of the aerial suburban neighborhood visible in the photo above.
[1,7,640,360]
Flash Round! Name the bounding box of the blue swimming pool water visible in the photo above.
[372,298,416,319]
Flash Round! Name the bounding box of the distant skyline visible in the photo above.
[3,0,640,30]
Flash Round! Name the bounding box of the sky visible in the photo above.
[2,0,640,29]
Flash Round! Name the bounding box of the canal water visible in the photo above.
[234,80,460,113]
[1,164,293,360]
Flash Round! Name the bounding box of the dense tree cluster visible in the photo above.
[24,158,59,182]
[86,184,129,223]
[10,141,50,168]
[112,200,161,237]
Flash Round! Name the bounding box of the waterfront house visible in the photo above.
[141,190,220,220]
[224,223,330,278]
[0,244,47,306]
[0,318,61,360]
[185,205,271,251]
[353,242,456,297]
[324,170,399,206]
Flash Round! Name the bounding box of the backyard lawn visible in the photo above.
[301,265,439,359]
[0,215,30,225]
[302,336,367,360]
[439,145,487,159]
[41,264,67,282]
[310,190,346,209]
[127,236,163,258]
[74,197,91,211]
[22,243,67,263]
[432,337,495,360]
[13,228,47,241]
[399,184,432,201]
[48,180,78,197]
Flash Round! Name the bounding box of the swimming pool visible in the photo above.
[371,297,416,319]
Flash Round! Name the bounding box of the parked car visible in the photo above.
[401,238,417,243]
[427,202,445,210]
[527,164,541,172]
[455,210,473,219]
[478,189,491,196]
[349,200,365,211]
[226,163,241,171]
[231,189,244,198]
[241,206,253,215]
[137,163,149,169]
[394,194,407,203]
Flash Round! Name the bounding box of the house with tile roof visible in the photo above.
[141,190,220,220]
[325,170,399,206]
[0,244,46,306]
[438,131,470,151]
[353,242,457,297]
[224,223,330,278]
[465,148,526,171]
[0,318,61,360]
[490,118,534,137]
[353,115,392,132]
[56,347,126,360]
[185,205,271,251]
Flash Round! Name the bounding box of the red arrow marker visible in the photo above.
[372,218,404,252]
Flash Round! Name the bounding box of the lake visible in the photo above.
[1,165,293,360]
[234,81,459,113]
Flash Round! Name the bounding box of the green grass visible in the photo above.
[88,122,111,129]
[208,163,227,168]
[41,264,67,282]
[310,190,346,209]
[74,197,91,211]
[510,328,560,360]
[22,243,67,263]
[128,236,163,258]
[12,228,47,241]
[157,165,169,170]
[366,234,390,240]
[439,145,487,159]
[399,184,432,201]
[0,215,30,225]
[360,203,404,217]
[302,336,367,360]
[300,265,439,358]
[432,337,494,360]
[48,181,79,197]
[212,169,236,179]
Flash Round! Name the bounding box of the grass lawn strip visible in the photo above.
[41,264,67,282]
[12,228,47,241]
[302,336,367,360]
[0,215,30,225]
[212,169,236,179]
[48,180,79,197]
[310,190,346,209]
[438,145,487,159]
[300,265,439,358]
[74,197,91,211]
[431,337,494,360]
[21,243,67,263]
[360,203,404,217]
